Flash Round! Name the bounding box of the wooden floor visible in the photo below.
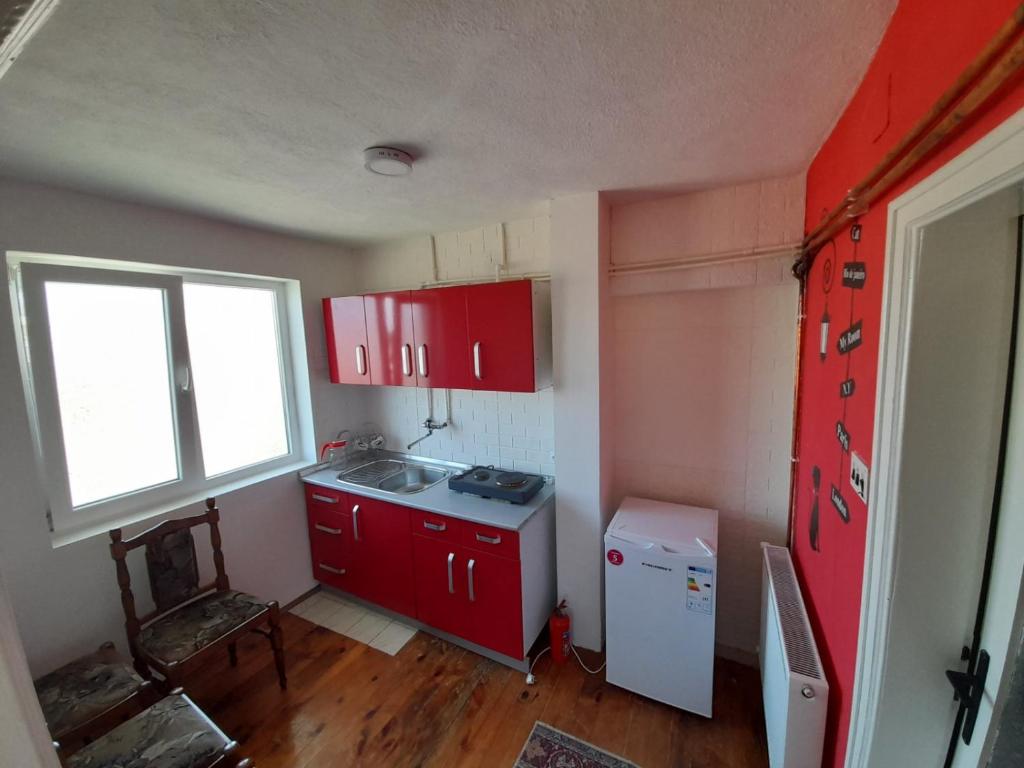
[188,610,769,768]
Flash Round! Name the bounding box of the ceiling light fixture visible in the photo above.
[363,146,413,177]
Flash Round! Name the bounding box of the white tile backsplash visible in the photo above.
[362,386,555,475]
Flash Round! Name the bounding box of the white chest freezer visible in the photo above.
[604,496,719,717]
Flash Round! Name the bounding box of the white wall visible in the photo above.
[348,215,555,471]
[609,176,803,657]
[0,180,359,675]
[550,192,613,652]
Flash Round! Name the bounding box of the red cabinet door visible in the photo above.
[364,291,417,387]
[465,280,536,392]
[412,535,467,638]
[348,497,415,616]
[462,549,524,659]
[323,296,370,385]
[307,504,354,591]
[410,286,472,389]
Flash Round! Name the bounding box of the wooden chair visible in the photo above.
[109,498,286,691]
[62,688,253,768]
[34,641,159,760]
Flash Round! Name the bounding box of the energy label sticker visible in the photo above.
[686,565,714,615]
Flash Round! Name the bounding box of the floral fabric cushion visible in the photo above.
[33,646,145,738]
[67,694,228,768]
[146,528,201,614]
[138,590,267,664]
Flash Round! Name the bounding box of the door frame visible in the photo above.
[845,106,1024,768]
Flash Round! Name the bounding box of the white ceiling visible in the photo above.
[0,0,895,245]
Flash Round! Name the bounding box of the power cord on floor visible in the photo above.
[572,645,607,675]
[524,645,606,684]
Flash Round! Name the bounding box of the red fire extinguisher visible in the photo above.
[549,600,571,664]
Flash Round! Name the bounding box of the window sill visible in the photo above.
[51,458,317,548]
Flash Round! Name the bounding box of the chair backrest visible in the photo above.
[109,498,231,643]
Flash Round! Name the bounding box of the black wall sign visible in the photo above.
[836,420,851,452]
[842,261,867,289]
[840,378,856,398]
[831,484,850,523]
[837,320,863,355]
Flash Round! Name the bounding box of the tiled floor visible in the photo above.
[289,590,418,655]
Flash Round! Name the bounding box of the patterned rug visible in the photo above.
[515,722,638,768]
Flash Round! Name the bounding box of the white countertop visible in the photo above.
[301,464,555,531]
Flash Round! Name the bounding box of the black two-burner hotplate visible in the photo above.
[448,465,545,504]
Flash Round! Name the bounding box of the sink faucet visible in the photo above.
[407,418,448,451]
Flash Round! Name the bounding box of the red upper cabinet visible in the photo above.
[466,280,551,393]
[323,296,370,385]
[324,279,550,393]
[364,291,417,387]
[411,286,472,390]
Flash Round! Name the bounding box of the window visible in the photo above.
[10,255,313,543]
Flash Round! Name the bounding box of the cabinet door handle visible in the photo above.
[467,559,476,602]
[315,523,342,535]
[355,344,367,375]
[423,520,446,532]
[311,493,337,504]
[447,552,455,594]
[402,344,412,377]
[473,341,483,380]
[319,563,346,575]
[418,344,428,378]
[352,505,361,541]
[475,533,502,545]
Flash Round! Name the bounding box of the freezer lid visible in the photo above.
[607,496,718,552]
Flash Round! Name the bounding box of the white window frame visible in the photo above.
[8,252,315,545]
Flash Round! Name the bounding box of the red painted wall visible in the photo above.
[794,2,1024,766]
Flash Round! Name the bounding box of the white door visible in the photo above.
[947,214,1024,767]
[868,187,1024,767]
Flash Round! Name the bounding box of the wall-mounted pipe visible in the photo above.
[609,243,801,277]
[798,6,1024,269]
[804,5,1024,254]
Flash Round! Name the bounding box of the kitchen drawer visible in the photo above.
[305,484,347,511]
[411,509,463,543]
[462,521,519,560]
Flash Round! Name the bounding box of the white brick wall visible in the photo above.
[361,387,556,475]
[349,213,555,474]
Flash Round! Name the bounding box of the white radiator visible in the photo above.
[760,544,828,768]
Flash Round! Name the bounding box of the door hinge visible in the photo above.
[946,649,990,745]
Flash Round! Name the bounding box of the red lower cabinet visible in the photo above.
[412,534,523,659]
[306,487,534,662]
[348,497,415,616]
[411,534,468,639]
[461,549,523,659]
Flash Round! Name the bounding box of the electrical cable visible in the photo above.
[525,646,549,685]
[572,645,607,675]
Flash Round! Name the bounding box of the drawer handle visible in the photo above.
[314,523,342,535]
[319,563,346,575]
[467,558,476,602]
[475,533,502,545]
[447,552,455,594]
[423,520,446,532]
[311,493,338,504]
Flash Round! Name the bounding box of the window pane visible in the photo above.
[183,283,289,477]
[45,282,179,507]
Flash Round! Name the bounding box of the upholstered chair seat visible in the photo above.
[138,591,267,664]
[66,691,250,768]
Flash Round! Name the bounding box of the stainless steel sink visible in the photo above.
[376,465,449,494]
[337,458,449,494]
